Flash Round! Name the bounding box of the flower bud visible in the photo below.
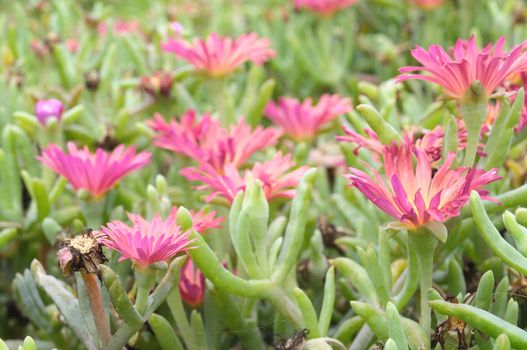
[35,99,64,125]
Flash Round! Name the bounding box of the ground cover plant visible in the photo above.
[3,0,527,349]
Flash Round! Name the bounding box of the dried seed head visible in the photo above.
[84,71,100,91]
[57,229,107,276]
[140,71,173,98]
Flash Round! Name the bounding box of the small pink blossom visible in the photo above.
[294,0,358,16]
[65,38,79,53]
[98,209,192,267]
[264,94,352,141]
[149,111,282,170]
[170,22,184,36]
[344,138,500,229]
[38,142,151,197]
[161,32,275,77]
[35,99,64,125]
[190,209,223,233]
[408,0,445,9]
[98,20,141,36]
[179,260,205,307]
[181,153,310,203]
[396,36,527,100]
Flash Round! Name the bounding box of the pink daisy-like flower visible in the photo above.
[98,209,192,267]
[149,111,282,170]
[264,94,352,141]
[181,152,310,203]
[344,138,500,229]
[396,36,527,100]
[38,142,151,197]
[408,0,445,9]
[161,32,275,77]
[179,259,205,308]
[35,99,64,125]
[294,0,358,16]
[189,209,223,232]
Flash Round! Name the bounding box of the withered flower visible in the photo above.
[57,229,107,276]
[139,71,173,98]
[84,71,101,91]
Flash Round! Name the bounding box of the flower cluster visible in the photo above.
[149,110,282,170]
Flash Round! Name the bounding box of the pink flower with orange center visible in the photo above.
[181,153,310,203]
[98,208,194,267]
[294,0,358,16]
[38,142,151,197]
[408,0,445,9]
[162,33,275,77]
[149,110,282,170]
[396,36,527,100]
[179,259,205,308]
[344,138,500,230]
[264,94,352,141]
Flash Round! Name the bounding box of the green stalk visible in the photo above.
[408,229,437,345]
[134,267,156,315]
[167,288,198,349]
[459,82,488,166]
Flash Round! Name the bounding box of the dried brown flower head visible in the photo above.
[57,229,107,276]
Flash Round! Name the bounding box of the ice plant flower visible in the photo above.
[294,0,358,16]
[264,94,352,141]
[35,99,64,125]
[149,111,281,170]
[396,36,527,101]
[190,209,223,233]
[178,260,205,307]
[38,142,151,197]
[408,0,445,9]
[161,32,275,77]
[98,209,193,267]
[181,152,310,203]
[344,138,500,230]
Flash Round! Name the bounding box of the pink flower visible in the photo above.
[161,32,275,77]
[190,209,223,233]
[408,0,445,9]
[181,153,310,203]
[179,260,205,307]
[396,36,527,100]
[149,110,282,170]
[35,99,64,125]
[38,142,151,197]
[294,0,358,16]
[264,94,352,141]
[344,138,500,229]
[65,39,79,53]
[98,209,192,267]
[98,20,140,36]
[170,22,184,36]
